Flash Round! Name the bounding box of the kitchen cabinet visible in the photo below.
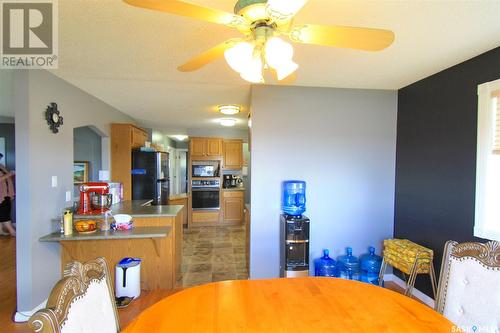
[111,123,148,200]
[189,137,222,158]
[169,195,189,227]
[189,138,206,158]
[192,211,220,226]
[223,139,243,170]
[222,190,244,224]
[131,127,148,149]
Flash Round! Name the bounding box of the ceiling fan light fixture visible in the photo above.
[224,41,255,73]
[219,118,237,127]
[275,61,299,81]
[265,37,294,68]
[266,0,307,18]
[240,55,264,83]
[218,105,241,115]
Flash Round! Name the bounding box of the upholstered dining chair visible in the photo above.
[435,240,500,331]
[28,257,120,333]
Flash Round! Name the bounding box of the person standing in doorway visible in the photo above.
[0,153,15,236]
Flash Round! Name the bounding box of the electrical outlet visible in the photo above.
[65,191,71,202]
[51,176,57,188]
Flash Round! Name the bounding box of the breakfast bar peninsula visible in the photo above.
[40,201,184,290]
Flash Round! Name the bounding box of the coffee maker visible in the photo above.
[77,182,111,215]
[223,175,234,188]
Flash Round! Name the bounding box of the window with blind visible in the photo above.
[493,90,500,154]
[475,79,500,241]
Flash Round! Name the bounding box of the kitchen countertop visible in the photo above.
[74,200,184,219]
[39,226,171,242]
[222,188,246,191]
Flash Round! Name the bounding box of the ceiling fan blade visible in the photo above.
[123,0,247,27]
[289,24,395,51]
[178,39,242,72]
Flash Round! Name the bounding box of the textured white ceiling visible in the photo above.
[47,0,500,132]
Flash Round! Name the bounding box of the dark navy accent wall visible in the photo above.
[395,47,500,296]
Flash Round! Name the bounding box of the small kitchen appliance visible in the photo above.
[192,161,220,177]
[77,182,111,215]
[115,257,141,299]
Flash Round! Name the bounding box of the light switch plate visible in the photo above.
[51,176,57,188]
[65,191,71,202]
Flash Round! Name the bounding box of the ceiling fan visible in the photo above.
[123,0,395,83]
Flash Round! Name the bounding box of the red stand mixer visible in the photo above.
[78,182,112,215]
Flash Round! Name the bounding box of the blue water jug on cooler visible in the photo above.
[282,180,306,216]
[360,246,382,285]
[337,247,360,281]
[314,249,337,277]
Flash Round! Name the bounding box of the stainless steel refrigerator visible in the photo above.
[132,151,169,205]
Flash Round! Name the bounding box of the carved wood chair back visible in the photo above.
[435,240,500,330]
[28,257,120,333]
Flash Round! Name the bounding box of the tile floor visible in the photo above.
[181,225,248,287]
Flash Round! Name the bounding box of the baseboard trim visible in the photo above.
[384,273,435,308]
[14,299,47,323]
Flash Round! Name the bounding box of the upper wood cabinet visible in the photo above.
[206,138,223,157]
[223,139,243,170]
[189,137,222,158]
[131,127,148,149]
[189,138,206,157]
[111,123,148,200]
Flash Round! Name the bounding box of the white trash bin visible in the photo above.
[115,257,141,299]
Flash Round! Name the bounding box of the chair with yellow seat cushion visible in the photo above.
[28,257,119,333]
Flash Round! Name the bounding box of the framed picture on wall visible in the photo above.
[74,161,89,184]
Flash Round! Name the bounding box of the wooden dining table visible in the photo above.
[122,277,455,333]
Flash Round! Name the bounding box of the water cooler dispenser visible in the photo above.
[280,214,310,277]
[280,180,310,278]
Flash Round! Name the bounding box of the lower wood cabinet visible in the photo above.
[222,191,244,224]
[192,211,220,226]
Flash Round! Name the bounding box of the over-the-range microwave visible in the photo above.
[192,165,217,177]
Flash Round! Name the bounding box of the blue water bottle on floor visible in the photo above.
[360,246,382,285]
[337,247,360,281]
[314,249,337,277]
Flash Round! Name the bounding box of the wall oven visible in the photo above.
[191,179,220,210]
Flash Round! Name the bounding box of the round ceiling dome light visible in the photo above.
[218,105,241,115]
[219,118,237,127]
[171,135,188,141]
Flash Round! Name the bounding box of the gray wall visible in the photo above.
[14,70,134,312]
[249,85,397,278]
[74,126,102,182]
[0,121,15,170]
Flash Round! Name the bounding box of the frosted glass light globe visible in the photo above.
[265,37,294,69]
[240,56,264,83]
[275,61,299,81]
[224,42,255,74]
